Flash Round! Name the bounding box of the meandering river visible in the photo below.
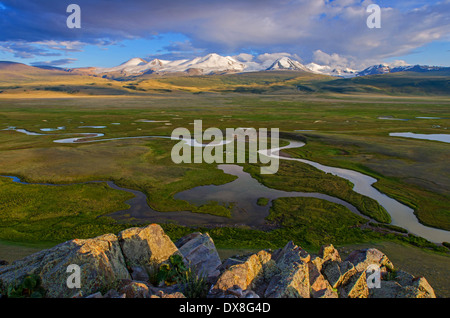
[2,126,449,243]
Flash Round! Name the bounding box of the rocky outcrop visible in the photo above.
[0,226,437,299]
[0,233,130,298]
[175,232,222,281]
[118,224,180,267]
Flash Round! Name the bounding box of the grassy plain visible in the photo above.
[0,68,449,276]
[0,92,449,237]
[0,78,449,295]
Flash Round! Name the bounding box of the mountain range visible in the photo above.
[77,53,450,79]
[33,53,447,79]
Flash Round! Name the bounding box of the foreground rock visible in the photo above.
[0,225,437,298]
[0,234,130,298]
[175,232,222,281]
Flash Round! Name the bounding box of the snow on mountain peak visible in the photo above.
[267,57,309,71]
[90,53,446,79]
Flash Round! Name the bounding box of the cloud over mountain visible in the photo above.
[0,0,449,68]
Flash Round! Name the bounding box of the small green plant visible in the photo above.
[177,267,210,298]
[6,274,46,298]
[383,270,398,281]
[156,255,187,286]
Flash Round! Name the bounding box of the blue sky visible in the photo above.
[0,0,449,70]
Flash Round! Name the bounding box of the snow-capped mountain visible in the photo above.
[357,64,392,76]
[94,53,246,76]
[306,63,358,78]
[267,57,310,72]
[356,64,450,77]
[79,53,450,79]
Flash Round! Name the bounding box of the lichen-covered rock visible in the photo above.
[118,224,181,267]
[130,265,150,282]
[339,271,369,298]
[273,241,310,267]
[370,276,436,298]
[0,234,131,298]
[398,277,436,298]
[345,248,394,273]
[151,291,186,298]
[392,270,414,287]
[322,260,356,289]
[319,244,341,263]
[176,232,222,280]
[212,250,275,295]
[264,261,310,298]
[119,281,151,298]
[369,280,403,298]
[308,261,338,298]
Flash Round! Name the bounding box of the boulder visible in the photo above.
[176,232,222,280]
[119,281,151,298]
[272,241,310,267]
[212,250,275,295]
[264,261,310,298]
[319,244,341,263]
[345,248,394,273]
[308,261,338,298]
[398,277,436,298]
[0,234,131,298]
[151,291,186,298]
[392,270,414,287]
[369,280,403,298]
[370,276,436,298]
[339,271,369,298]
[321,260,356,289]
[130,266,150,282]
[118,224,181,267]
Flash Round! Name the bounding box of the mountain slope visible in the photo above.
[267,57,310,72]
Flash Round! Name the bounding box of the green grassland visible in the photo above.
[0,177,134,243]
[0,70,449,264]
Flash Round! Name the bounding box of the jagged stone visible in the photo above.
[221,258,245,271]
[0,233,131,298]
[0,260,8,266]
[130,265,150,282]
[399,277,436,298]
[339,271,369,298]
[369,280,403,298]
[176,232,222,280]
[0,224,438,299]
[273,241,310,267]
[322,260,356,289]
[212,250,275,295]
[151,291,186,298]
[119,281,151,298]
[118,224,181,268]
[345,248,394,273]
[264,261,310,298]
[319,244,341,263]
[308,261,338,298]
[393,270,414,287]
